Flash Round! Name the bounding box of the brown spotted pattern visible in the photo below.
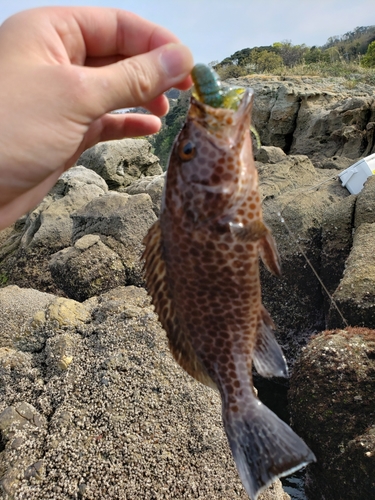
[143,89,315,500]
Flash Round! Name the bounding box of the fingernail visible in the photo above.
[160,43,193,78]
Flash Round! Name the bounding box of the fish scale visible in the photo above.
[143,71,316,500]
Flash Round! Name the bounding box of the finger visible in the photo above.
[71,8,183,57]
[43,7,183,64]
[82,43,193,115]
[144,95,169,117]
[78,113,162,155]
[86,55,193,90]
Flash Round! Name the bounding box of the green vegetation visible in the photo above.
[213,26,375,80]
[361,41,375,67]
[150,91,190,169]
[0,272,8,287]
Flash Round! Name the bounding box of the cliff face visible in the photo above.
[226,76,375,160]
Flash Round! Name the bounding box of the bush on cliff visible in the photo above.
[361,41,375,67]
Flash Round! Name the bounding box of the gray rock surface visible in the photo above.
[329,222,375,328]
[0,168,156,297]
[77,139,163,189]
[327,176,375,328]
[71,191,157,290]
[0,285,55,351]
[122,173,165,216]
[0,167,108,294]
[255,146,287,164]
[20,166,108,251]
[0,285,289,500]
[227,76,375,160]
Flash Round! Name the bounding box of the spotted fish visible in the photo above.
[143,75,315,500]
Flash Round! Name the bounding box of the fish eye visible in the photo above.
[178,140,196,161]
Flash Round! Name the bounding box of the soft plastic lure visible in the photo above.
[191,63,261,149]
[191,63,245,110]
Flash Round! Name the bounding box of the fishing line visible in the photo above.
[275,177,349,328]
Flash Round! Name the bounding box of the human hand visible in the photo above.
[0,7,193,229]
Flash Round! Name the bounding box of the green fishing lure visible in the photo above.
[191,63,244,110]
[191,63,261,149]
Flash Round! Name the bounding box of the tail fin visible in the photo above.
[223,396,316,500]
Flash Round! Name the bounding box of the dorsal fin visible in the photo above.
[142,221,217,390]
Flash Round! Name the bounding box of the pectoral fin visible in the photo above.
[230,220,281,276]
[142,221,217,390]
[253,306,288,378]
[259,228,281,276]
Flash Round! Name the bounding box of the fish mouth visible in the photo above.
[188,88,254,144]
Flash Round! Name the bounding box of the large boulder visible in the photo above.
[49,191,157,300]
[289,327,375,500]
[0,284,289,500]
[49,235,126,302]
[69,191,157,290]
[77,139,163,189]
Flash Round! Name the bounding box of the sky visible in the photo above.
[0,0,374,64]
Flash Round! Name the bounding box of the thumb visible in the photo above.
[85,43,193,115]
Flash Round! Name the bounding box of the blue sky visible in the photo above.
[0,0,374,64]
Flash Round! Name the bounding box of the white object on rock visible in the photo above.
[339,153,375,194]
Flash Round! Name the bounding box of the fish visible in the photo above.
[142,67,316,500]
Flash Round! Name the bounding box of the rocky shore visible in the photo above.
[0,76,375,499]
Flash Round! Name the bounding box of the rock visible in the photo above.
[49,235,126,302]
[321,195,356,314]
[0,402,47,496]
[0,166,108,294]
[289,327,375,500]
[255,146,287,164]
[0,285,55,350]
[46,297,91,327]
[227,76,375,159]
[0,284,289,499]
[319,155,354,170]
[354,175,375,228]
[0,166,157,297]
[122,173,165,216]
[77,139,163,189]
[329,223,375,328]
[20,166,108,251]
[258,156,349,361]
[71,192,157,290]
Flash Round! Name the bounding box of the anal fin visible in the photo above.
[142,221,217,390]
[253,306,288,378]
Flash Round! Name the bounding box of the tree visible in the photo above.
[361,41,375,67]
[273,40,307,67]
[252,50,283,72]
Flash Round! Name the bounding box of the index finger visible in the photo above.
[51,7,183,60]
